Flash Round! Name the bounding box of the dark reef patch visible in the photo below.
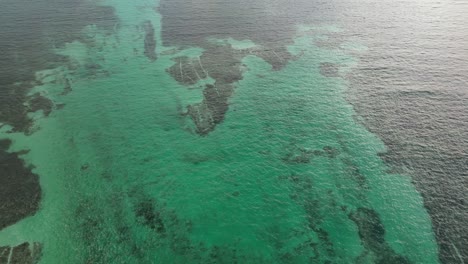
[0,139,41,231]
[0,246,10,263]
[80,163,90,171]
[28,93,53,117]
[349,208,411,264]
[166,44,293,135]
[187,83,235,135]
[167,43,247,135]
[10,243,42,264]
[0,83,36,132]
[182,153,211,165]
[341,157,368,189]
[278,168,409,263]
[60,78,73,96]
[167,56,208,85]
[322,146,340,158]
[0,242,42,264]
[281,150,311,164]
[281,145,340,164]
[142,20,157,61]
[134,198,166,234]
[74,197,131,264]
[278,173,338,261]
[55,103,66,110]
[246,46,293,71]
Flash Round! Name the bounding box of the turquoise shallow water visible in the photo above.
[0,0,442,263]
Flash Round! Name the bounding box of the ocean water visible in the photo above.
[0,0,466,263]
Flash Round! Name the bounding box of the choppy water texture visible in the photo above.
[0,0,466,263]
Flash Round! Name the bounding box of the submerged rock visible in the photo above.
[135,198,165,234]
[187,83,234,135]
[60,78,72,96]
[0,246,9,263]
[28,93,53,117]
[168,43,297,135]
[0,242,42,264]
[281,145,340,164]
[246,46,293,70]
[142,20,157,61]
[167,56,207,85]
[0,140,41,231]
[322,146,339,158]
[166,41,297,136]
[341,157,368,188]
[349,207,412,264]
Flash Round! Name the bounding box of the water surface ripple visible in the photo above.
[0,0,466,263]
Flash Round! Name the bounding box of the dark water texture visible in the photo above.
[160,0,467,262]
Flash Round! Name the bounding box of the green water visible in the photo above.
[0,0,439,263]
